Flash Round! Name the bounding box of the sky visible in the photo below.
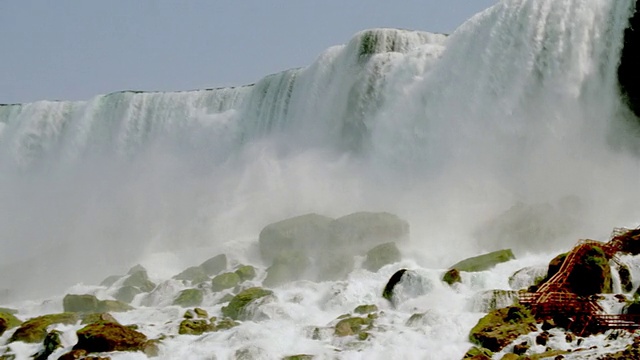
[1,1,497,104]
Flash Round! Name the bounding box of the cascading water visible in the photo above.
[0,3,640,354]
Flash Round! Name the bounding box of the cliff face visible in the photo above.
[619,1,640,117]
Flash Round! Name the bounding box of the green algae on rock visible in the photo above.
[235,265,257,281]
[74,322,148,353]
[10,313,79,343]
[173,289,204,307]
[469,305,537,352]
[211,272,242,292]
[0,312,21,337]
[449,249,515,273]
[222,287,273,320]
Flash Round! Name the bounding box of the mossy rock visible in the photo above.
[221,287,273,320]
[33,330,63,360]
[334,316,371,337]
[215,317,240,330]
[178,319,214,335]
[211,272,242,292]
[194,308,208,318]
[354,304,378,314]
[562,244,612,296]
[0,307,18,315]
[63,294,101,313]
[173,289,204,307]
[74,322,148,353]
[235,265,257,281]
[263,251,311,287]
[80,313,119,325]
[0,312,22,336]
[283,355,314,360]
[122,270,156,292]
[10,313,79,343]
[115,285,143,303]
[469,305,537,352]
[442,268,461,285]
[200,254,228,276]
[463,346,493,359]
[98,299,133,312]
[173,266,209,284]
[362,242,401,272]
[449,249,515,273]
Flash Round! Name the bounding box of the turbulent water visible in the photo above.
[1,0,640,359]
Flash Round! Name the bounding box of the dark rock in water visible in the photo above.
[115,286,142,304]
[442,268,461,285]
[211,272,242,292]
[462,346,493,359]
[565,244,612,296]
[382,269,407,301]
[618,263,633,293]
[469,305,537,352]
[199,254,228,276]
[263,251,311,287]
[10,313,79,343]
[513,341,529,355]
[234,265,257,281]
[0,312,21,337]
[173,289,204,307]
[612,228,640,255]
[449,249,515,273]
[221,287,273,320]
[619,3,640,118]
[33,330,62,360]
[173,266,209,284]
[363,242,401,272]
[74,322,148,353]
[536,331,550,346]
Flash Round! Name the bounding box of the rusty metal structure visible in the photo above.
[518,229,640,335]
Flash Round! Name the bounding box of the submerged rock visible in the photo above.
[362,242,401,272]
[173,289,204,307]
[221,287,273,320]
[10,313,79,343]
[74,322,148,353]
[449,249,515,273]
[469,305,537,352]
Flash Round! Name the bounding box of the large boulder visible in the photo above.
[199,254,228,276]
[63,294,132,313]
[263,251,311,287]
[173,266,209,284]
[382,269,408,301]
[173,289,204,307]
[612,228,640,255]
[234,265,257,281]
[211,272,242,292]
[330,212,409,254]
[115,286,143,304]
[0,312,21,336]
[74,322,148,353]
[122,269,156,292]
[362,242,401,272]
[10,313,79,343]
[469,305,537,352]
[537,245,612,295]
[221,287,273,320]
[449,249,515,273]
[259,213,334,263]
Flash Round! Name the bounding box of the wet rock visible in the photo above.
[462,346,493,359]
[0,312,21,336]
[362,242,401,272]
[178,319,214,335]
[331,212,409,255]
[33,330,62,360]
[100,275,122,288]
[63,294,100,313]
[442,268,461,285]
[263,251,311,287]
[469,305,537,352]
[173,266,209,284]
[221,287,273,320]
[122,269,156,292]
[472,290,518,312]
[513,341,529,355]
[115,285,142,304]
[354,304,378,314]
[74,322,148,353]
[567,244,612,295]
[283,355,314,360]
[536,331,550,346]
[235,265,257,281]
[58,349,89,360]
[0,308,17,315]
[617,263,633,293]
[173,289,204,307]
[10,313,79,343]
[80,313,119,325]
[211,272,242,292]
[449,249,515,273]
[382,269,407,301]
[334,316,371,337]
[259,214,334,264]
[508,266,547,290]
[194,308,208,318]
[611,228,640,255]
[215,318,239,330]
[200,254,228,276]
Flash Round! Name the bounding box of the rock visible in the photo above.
[215,318,239,330]
[462,346,493,359]
[98,300,133,312]
[263,251,311,287]
[315,254,354,282]
[536,331,550,346]
[618,264,633,293]
[0,308,17,315]
[362,242,401,272]
[442,268,461,285]
[178,319,214,335]
[74,322,148,353]
[611,228,640,255]
[334,316,371,337]
[354,304,378,314]
[200,254,228,276]
[122,269,156,292]
[469,305,537,352]
[508,266,547,290]
[100,275,122,287]
[382,269,408,301]
[115,286,142,304]
[331,212,409,253]
[10,313,79,343]
[566,244,612,296]
[0,312,21,337]
[173,289,203,307]
[235,265,257,281]
[63,294,100,313]
[211,272,242,292]
[80,313,119,325]
[449,249,515,273]
[283,355,314,360]
[173,266,209,284]
[500,354,519,360]
[127,264,146,274]
[221,287,273,320]
[33,330,62,360]
[513,341,529,355]
[194,308,208,318]
[471,290,518,312]
[58,349,89,360]
[259,213,334,264]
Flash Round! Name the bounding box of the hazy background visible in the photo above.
[1,0,495,104]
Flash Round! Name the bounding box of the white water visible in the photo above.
[1,0,640,358]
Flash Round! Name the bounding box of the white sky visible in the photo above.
[0,0,497,103]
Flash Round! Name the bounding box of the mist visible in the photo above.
[1,0,640,301]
